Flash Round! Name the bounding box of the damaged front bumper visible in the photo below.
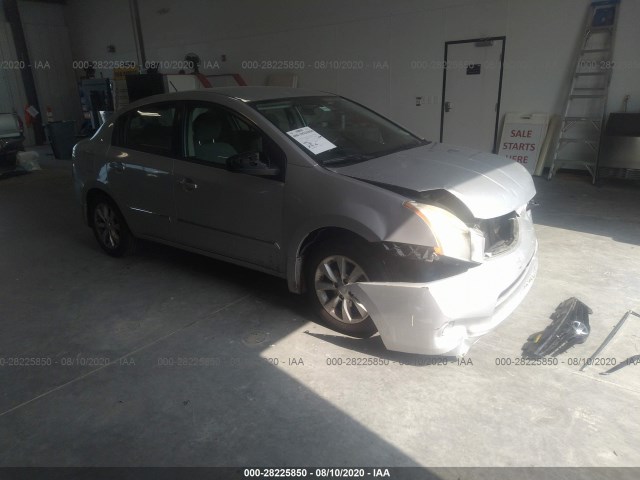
[347,218,538,356]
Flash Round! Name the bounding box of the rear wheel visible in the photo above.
[90,196,135,257]
[305,239,385,338]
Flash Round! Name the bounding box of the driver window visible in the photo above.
[186,105,266,166]
[186,106,239,166]
[185,104,286,179]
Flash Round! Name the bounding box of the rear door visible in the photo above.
[171,102,285,271]
[106,102,178,239]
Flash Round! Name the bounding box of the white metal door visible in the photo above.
[441,38,504,152]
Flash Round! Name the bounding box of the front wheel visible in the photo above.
[305,239,385,338]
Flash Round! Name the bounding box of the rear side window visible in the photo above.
[115,104,177,156]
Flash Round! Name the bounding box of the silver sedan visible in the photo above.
[73,87,538,356]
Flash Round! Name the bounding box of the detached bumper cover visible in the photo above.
[347,216,538,356]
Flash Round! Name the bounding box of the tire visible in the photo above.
[90,195,135,257]
[305,238,386,338]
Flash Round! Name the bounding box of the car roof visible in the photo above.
[126,86,336,109]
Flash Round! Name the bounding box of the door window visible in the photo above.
[117,104,177,156]
[184,104,285,177]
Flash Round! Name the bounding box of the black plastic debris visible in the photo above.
[582,309,640,372]
[522,297,592,358]
[600,354,640,375]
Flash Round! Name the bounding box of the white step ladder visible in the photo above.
[547,0,620,182]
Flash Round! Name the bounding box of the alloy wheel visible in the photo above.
[94,203,121,250]
[314,255,369,324]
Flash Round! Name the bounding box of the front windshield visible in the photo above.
[251,96,428,166]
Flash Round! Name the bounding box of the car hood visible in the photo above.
[330,142,536,219]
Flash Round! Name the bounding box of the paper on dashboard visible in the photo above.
[286,126,337,155]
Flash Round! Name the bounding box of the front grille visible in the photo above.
[478,211,518,256]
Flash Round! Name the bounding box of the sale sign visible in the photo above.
[498,113,549,175]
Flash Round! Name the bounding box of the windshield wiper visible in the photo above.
[321,154,374,166]
[321,140,430,167]
[376,141,430,157]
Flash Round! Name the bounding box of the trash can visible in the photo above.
[599,113,640,176]
[46,121,76,159]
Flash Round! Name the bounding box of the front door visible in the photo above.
[171,103,285,271]
[440,37,505,153]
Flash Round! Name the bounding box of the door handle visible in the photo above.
[109,161,125,173]
[444,101,452,113]
[179,177,199,191]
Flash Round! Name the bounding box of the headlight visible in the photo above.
[403,201,485,263]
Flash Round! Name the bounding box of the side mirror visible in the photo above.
[226,151,280,177]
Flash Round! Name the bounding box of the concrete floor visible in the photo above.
[1,148,640,468]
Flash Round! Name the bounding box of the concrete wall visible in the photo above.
[0,16,27,115]
[0,1,81,145]
[18,0,82,127]
[0,2,27,128]
[64,0,640,140]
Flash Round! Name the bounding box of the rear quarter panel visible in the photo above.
[72,122,114,220]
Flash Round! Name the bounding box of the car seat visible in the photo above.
[192,111,237,165]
